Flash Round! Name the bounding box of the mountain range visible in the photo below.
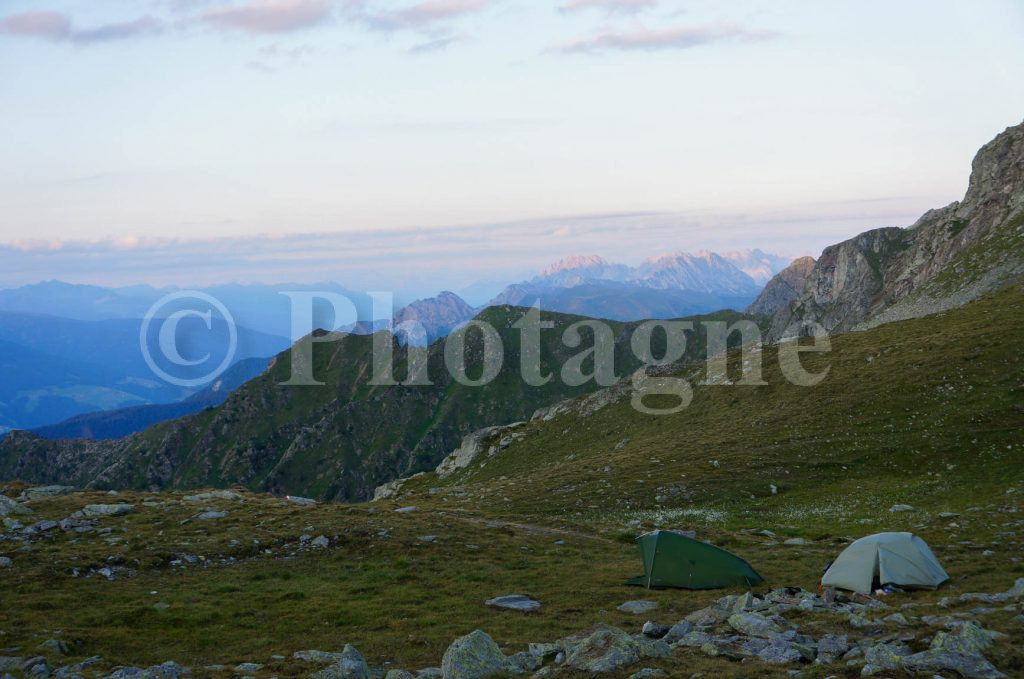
[1,118,1020,497]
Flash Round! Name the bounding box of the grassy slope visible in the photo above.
[0,308,753,502]
[1,287,1022,678]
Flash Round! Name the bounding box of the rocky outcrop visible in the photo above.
[763,120,1024,340]
[745,256,815,316]
[434,423,526,478]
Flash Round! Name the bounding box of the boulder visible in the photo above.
[293,651,344,664]
[19,486,75,501]
[0,557,12,569]
[485,595,540,613]
[562,625,670,674]
[755,639,803,664]
[233,664,262,673]
[0,495,32,517]
[901,649,1005,678]
[661,621,694,644]
[311,645,369,679]
[183,491,244,502]
[727,612,786,638]
[889,504,915,512]
[640,622,669,639]
[863,642,911,671]
[440,630,518,679]
[814,634,848,665]
[73,504,133,518]
[617,600,658,615]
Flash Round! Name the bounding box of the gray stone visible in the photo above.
[285,496,316,505]
[485,595,540,612]
[814,634,848,665]
[616,600,658,615]
[684,606,730,627]
[783,538,809,546]
[440,630,516,679]
[233,664,262,674]
[863,642,911,671]
[394,506,418,513]
[756,640,803,664]
[384,672,415,679]
[0,659,25,673]
[640,622,669,639]
[311,645,369,679]
[727,612,785,638]
[37,640,70,656]
[0,494,32,517]
[183,491,244,502]
[889,504,915,513]
[19,486,75,501]
[310,535,330,549]
[0,557,12,568]
[629,670,666,679]
[195,511,226,520]
[74,504,133,518]
[661,620,694,644]
[562,625,670,674]
[901,649,1005,678]
[292,651,344,664]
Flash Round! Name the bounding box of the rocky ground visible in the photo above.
[2,483,1024,679]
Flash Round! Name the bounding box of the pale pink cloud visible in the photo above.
[559,0,656,14]
[199,0,335,34]
[0,11,72,41]
[551,23,778,54]
[0,10,162,44]
[362,0,489,31]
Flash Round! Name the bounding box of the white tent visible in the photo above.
[822,532,949,595]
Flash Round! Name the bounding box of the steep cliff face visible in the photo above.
[745,256,815,316]
[765,120,1024,339]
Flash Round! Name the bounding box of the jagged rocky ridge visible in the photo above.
[755,120,1024,339]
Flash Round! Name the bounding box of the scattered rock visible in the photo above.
[814,634,848,665]
[394,507,418,514]
[0,557,12,568]
[292,651,344,664]
[640,622,669,639]
[233,663,262,673]
[384,671,415,679]
[0,495,32,517]
[889,504,915,513]
[727,612,786,638]
[310,535,330,549]
[195,511,226,520]
[19,486,75,501]
[440,630,516,679]
[617,600,658,615]
[783,538,809,546]
[629,670,666,679]
[311,645,369,679]
[73,504,133,518]
[562,625,670,674]
[183,491,244,502]
[661,621,694,644]
[485,595,540,612]
[285,496,316,506]
[38,640,70,655]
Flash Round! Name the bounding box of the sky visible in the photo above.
[1,0,1023,295]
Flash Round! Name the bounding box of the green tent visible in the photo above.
[821,532,949,595]
[625,530,765,589]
